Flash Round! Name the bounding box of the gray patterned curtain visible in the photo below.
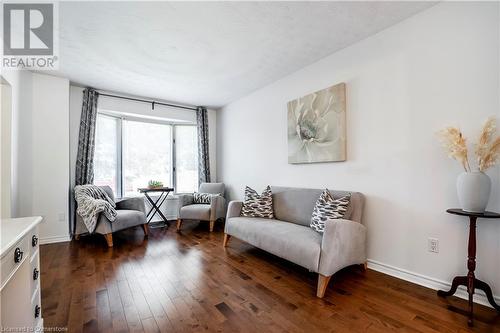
[75,88,99,185]
[196,106,211,184]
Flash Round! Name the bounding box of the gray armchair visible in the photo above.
[176,183,226,232]
[74,186,148,247]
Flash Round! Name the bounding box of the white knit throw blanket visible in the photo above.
[75,185,117,233]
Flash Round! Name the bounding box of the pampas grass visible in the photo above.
[476,117,500,171]
[438,117,500,172]
[438,127,470,172]
[478,137,500,171]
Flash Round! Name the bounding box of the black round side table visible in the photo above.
[437,209,500,326]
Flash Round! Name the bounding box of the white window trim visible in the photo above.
[96,111,197,198]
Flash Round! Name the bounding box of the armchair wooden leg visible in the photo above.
[104,233,113,247]
[74,234,80,240]
[317,274,332,298]
[176,219,182,232]
[142,223,149,237]
[209,220,215,232]
[223,233,231,247]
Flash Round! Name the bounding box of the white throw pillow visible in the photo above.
[310,189,351,233]
[240,185,274,219]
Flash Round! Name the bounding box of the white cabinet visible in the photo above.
[0,217,43,330]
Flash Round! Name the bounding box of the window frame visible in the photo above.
[96,110,197,198]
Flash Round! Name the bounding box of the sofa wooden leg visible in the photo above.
[142,223,149,237]
[104,233,113,247]
[317,274,331,298]
[223,233,231,247]
[209,220,215,232]
[176,219,182,232]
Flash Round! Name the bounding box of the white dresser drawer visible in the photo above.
[0,258,33,328]
[0,234,30,290]
[30,249,40,297]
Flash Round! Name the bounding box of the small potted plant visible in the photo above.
[148,180,164,189]
[438,117,500,212]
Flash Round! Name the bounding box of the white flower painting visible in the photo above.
[287,83,346,164]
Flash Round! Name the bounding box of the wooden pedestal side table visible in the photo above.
[437,208,500,326]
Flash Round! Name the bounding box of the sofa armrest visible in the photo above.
[116,197,146,214]
[226,201,243,219]
[318,219,367,276]
[210,195,226,221]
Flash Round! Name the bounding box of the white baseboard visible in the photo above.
[367,259,500,309]
[40,235,71,245]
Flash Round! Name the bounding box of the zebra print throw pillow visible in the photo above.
[310,190,351,233]
[193,192,218,204]
[240,186,274,219]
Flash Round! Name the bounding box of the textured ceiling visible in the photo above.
[52,1,435,108]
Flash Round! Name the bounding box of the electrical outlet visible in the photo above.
[428,238,439,253]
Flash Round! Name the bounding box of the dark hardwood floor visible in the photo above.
[40,222,500,333]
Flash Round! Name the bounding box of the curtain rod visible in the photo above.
[98,92,199,111]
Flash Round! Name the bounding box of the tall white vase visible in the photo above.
[456,171,491,213]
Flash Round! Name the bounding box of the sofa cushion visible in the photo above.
[240,186,274,219]
[180,204,211,221]
[310,190,351,233]
[104,210,145,232]
[271,186,362,225]
[225,217,322,271]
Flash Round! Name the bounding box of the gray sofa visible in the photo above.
[74,186,148,247]
[223,186,366,298]
[176,182,226,232]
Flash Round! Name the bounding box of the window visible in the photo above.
[94,114,119,194]
[175,126,198,193]
[93,113,198,197]
[122,120,173,197]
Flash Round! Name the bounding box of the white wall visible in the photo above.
[217,2,500,304]
[2,70,33,219]
[1,81,12,218]
[1,71,70,243]
[31,73,70,243]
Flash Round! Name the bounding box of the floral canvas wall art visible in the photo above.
[287,83,346,164]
